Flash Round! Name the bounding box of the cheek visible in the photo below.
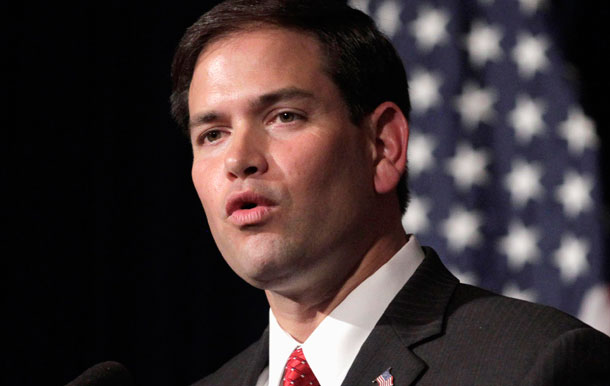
[280,133,357,194]
[280,139,334,185]
[191,160,222,213]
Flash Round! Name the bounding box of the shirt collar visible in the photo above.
[268,235,425,386]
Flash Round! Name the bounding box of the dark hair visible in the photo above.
[170,0,410,213]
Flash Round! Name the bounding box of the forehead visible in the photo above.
[188,28,333,108]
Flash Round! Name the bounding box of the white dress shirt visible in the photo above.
[256,235,425,386]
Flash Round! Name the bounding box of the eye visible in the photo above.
[205,130,221,142]
[278,111,298,123]
[271,110,306,125]
[198,129,226,145]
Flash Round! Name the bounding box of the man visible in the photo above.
[170,1,610,385]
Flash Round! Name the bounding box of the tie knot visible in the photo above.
[282,347,319,386]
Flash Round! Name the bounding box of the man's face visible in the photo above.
[188,28,377,294]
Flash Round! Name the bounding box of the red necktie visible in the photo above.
[282,346,320,386]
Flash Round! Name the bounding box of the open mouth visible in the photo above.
[225,192,276,227]
[241,202,257,210]
[226,191,276,218]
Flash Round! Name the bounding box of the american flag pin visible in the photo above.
[372,367,393,386]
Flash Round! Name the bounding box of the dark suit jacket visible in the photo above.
[193,247,610,385]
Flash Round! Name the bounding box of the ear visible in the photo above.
[370,102,409,195]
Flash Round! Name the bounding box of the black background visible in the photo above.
[4,1,609,385]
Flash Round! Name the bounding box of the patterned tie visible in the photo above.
[282,346,320,386]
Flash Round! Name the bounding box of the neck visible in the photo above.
[265,222,408,343]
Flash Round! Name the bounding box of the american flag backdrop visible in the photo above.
[349,0,609,334]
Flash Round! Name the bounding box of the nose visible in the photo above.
[224,128,268,180]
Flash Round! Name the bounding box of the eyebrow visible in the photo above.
[254,87,315,109]
[189,111,222,130]
[188,87,315,131]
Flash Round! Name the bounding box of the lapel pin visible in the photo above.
[372,367,394,386]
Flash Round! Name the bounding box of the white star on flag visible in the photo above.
[347,0,369,13]
[409,5,450,51]
[446,142,490,190]
[508,94,546,144]
[454,82,497,129]
[504,158,544,207]
[407,132,436,176]
[555,170,594,218]
[512,32,550,78]
[409,68,443,114]
[553,233,590,283]
[518,0,547,15]
[579,286,610,335]
[402,194,431,234]
[558,108,599,155]
[502,282,538,302]
[498,220,541,271]
[440,206,484,253]
[465,21,504,67]
[448,265,479,285]
[374,0,402,38]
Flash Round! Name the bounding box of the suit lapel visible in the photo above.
[341,247,459,385]
[339,316,426,386]
[241,328,269,386]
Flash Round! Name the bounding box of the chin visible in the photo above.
[221,237,304,290]
[232,260,289,290]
